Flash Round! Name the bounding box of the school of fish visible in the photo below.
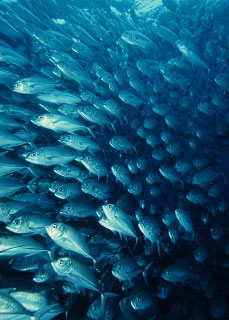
[0,0,229,319]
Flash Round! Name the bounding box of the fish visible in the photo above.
[215,73,229,90]
[111,164,131,187]
[72,39,94,61]
[13,77,56,94]
[153,24,178,44]
[0,178,25,198]
[6,214,53,235]
[0,234,47,258]
[54,163,90,182]
[0,292,59,320]
[109,136,134,152]
[118,89,143,108]
[0,130,30,150]
[130,288,158,312]
[53,182,82,200]
[174,208,194,234]
[24,146,78,166]
[121,30,156,49]
[78,105,111,127]
[59,200,96,219]
[159,165,182,184]
[33,262,54,283]
[31,113,94,136]
[192,167,219,186]
[112,256,152,285]
[46,222,95,262]
[51,255,99,290]
[37,90,81,104]
[80,154,108,178]
[101,204,137,239]
[103,99,123,119]
[0,154,33,177]
[0,46,28,66]
[59,133,101,153]
[176,39,210,71]
[137,215,161,254]
[119,297,136,320]
[162,264,198,285]
[127,180,143,196]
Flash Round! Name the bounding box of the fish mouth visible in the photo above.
[45,224,53,233]
[5,225,15,232]
[12,85,20,93]
[30,117,38,125]
[33,276,43,283]
[51,261,57,272]
[58,136,67,143]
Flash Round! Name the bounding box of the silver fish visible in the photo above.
[24,146,77,166]
[46,222,95,262]
[13,77,56,94]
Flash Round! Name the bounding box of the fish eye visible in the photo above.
[40,269,45,275]
[136,296,141,302]
[93,305,96,311]
[91,236,97,242]
[67,206,71,210]
[38,115,43,119]
[117,265,122,270]
[58,259,64,266]
[14,219,20,225]
[33,182,37,186]
[108,204,112,209]
[52,223,57,229]
[31,153,36,157]
[59,187,63,192]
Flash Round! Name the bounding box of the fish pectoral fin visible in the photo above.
[62,237,76,249]
[34,303,61,320]
[46,155,61,161]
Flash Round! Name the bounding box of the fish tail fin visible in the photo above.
[93,257,97,266]
[28,140,36,148]
[123,115,129,125]
[87,127,96,138]
[101,292,119,311]
[26,177,37,194]
[157,240,161,256]
[143,261,154,286]
[134,235,138,247]
[33,304,60,320]
[47,249,55,261]
[27,166,38,178]
[111,122,117,133]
